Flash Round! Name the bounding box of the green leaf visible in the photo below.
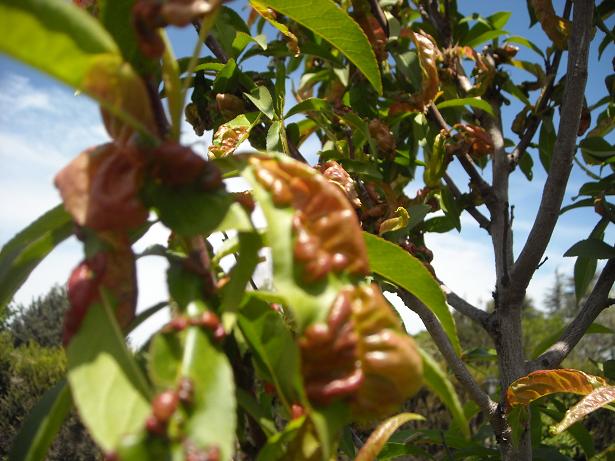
[551,386,615,434]
[252,0,382,94]
[355,413,424,461]
[539,115,556,172]
[564,238,615,259]
[363,233,461,355]
[463,30,508,48]
[0,0,119,90]
[246,86,275,120]
[181,306,236,461]
[505,35,545,57]
[220,232,262,314]
[285,98,333,119]
[266,120,283,152]
[436,97,495,116]
[580,137,615,161]
[98,0,155,73]
[237,296,302,409]
[236,388,276,437]
[574,256,597,302]
[420,348,470,439]
[0,204,73,313]
[9,380,71,461]
[143,184,235,237]
[148,332,183,390]
[67,296,150,452]
[128,301,169,333]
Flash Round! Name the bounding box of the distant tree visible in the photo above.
[7,285,68,348]
[0,287,101,461]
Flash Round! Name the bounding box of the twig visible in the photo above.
[529,259,615,371]
[428,103,451,133]
[509,0,573,167]
[443,173,491,232]
[441,284,490,327]
[397,289,497,417]
[510,0,594,298]
[455,153,494,208]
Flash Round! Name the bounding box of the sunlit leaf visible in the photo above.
[530,0,570,48]
[437,98,495,116]
[250,0,382,94]
[67,296,150,452]
[506,369,607,409]
[0,204,73,313]
[355,413,424,461]
[363,233,461,355]
[531,323,614,359]
[551,386,615,434]
[180,308,236,460]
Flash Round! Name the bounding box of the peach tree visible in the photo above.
[0,0,613,460]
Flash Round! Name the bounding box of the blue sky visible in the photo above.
[0,1,613,339]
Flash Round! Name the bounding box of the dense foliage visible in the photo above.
[0,0,613,460]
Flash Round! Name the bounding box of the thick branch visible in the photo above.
[510,1,594,298]
[441,284,490,326]
[397,289,497,416]
[529,259,615,371]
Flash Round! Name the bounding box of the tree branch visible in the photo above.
[529,259,615,371]
[397,289,497,416]
[510,0,594,299]
[441,284,490,326]
[442,173,491,232]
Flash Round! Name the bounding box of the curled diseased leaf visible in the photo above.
[316,160,361,208]
[378,207,410,235]
[423,131,448,188]
[531,0,570,49]
[356,13,387,62]
[368,119,396,156]
[551,386,615,434]
[149,142,222,189]
[300,284,423,418]
[55,143,148,232]
[64,238,137,345]
[250,156,369,282]
[452,124,494,159]
[209,113,261,158]
[408,30,441,112]
[506,368,607,410]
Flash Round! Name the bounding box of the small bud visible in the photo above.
[145,415,166,436]
[291,404,305,419]
[152,390,179,423]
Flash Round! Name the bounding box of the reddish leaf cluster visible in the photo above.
[251,156,369,282]
[64,239,137,345]
[450,124,494,159]
[316,160,361,208]
[300,284,423,418]
[133,0,218,58]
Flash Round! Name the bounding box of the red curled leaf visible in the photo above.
[148,142,221,189]
[506,368,607,410]
[407,30,441,112]
[316,160,361,208]
[300,284,423,418]
[250,156,369,282]
[64,239,137,345]
[54,143,148,232]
